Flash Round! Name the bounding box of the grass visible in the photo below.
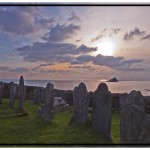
[0,99,120,146]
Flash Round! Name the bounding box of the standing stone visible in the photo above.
[8,82,16,107]
[120,105,150,144]
[0,82,3,104]
[18,76,24,112]
[120,90,145,111]
[92,82,112,139]
[72,82,89,123]
[37,83,54,123]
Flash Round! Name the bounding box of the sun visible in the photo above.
[94,40,116,56]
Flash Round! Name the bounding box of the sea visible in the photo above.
[1,79,150,96]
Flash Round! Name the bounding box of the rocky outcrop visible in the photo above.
[107,77,118,82]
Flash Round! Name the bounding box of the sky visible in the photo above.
[0,5,150,81]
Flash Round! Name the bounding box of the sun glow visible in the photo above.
[94,40,117,56]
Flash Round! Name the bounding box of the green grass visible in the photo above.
[0,99,120,145]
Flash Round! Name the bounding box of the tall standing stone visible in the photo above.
[18,76,24,112]
[120,105,150,144]
[120,90,145,111]
[92,82,112,139]
[0,82,3,104]
[72,82,89,123]
[8,82,16,107]
[37,83,54,123]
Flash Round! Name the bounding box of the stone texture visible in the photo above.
[92,82,112,139]
[8,82,17,107]
[23,86,26,101]
[120,90,145,111]
[144,96,150,115]
[34,87,40,104]
[39,88,44,103]
[37,83,54,123]
[120,105,150,144]
[0,82,3,104]
[18,76,24,111]
[65,90,73,106]
[72,82,89,123]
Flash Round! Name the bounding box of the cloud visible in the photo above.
[76,38,82,43]
[39,63,55,67]
[43,23,80,41]
[91,28,121,42]
[92,54,144,71]
[67,11,81,23]
[0,6,56,36]
[16,42,97,63]
[141,34,150,40]
[15,39,146,72]
[124,27,145,41]
[9,67,29,73]
[69,65,95,71]
[39,68,76,74]
[0,66,10,71]
[71,55,93,65]
[69,53,145,72]
[35,16,58,28]
[0,66,29,73]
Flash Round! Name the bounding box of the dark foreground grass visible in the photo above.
[0,99,120,146]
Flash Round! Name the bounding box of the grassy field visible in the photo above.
[0,99,120,146]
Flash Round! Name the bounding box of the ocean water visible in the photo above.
[1,79,150,96]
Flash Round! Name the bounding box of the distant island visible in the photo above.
[107,77,118,82]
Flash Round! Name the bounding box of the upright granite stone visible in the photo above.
[0,82,3,104]
[120,90,145,111]
[8,82,17,107]
[37,83,54,123]
[120,105,150,144]
[18,76,24,111]
[72,82,89,123]
[92,82,112,139]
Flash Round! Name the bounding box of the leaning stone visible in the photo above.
[0,82,3,104]
[37,83,54,123]
[72,82,89,123]
[18,76,24,112]
[120,105,150,144]
[92,82,112,140]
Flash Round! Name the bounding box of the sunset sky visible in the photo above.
[0,6,150,80]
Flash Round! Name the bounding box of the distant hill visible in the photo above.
[107,77,118,82]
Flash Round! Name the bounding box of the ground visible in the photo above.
[0,99,120,146]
